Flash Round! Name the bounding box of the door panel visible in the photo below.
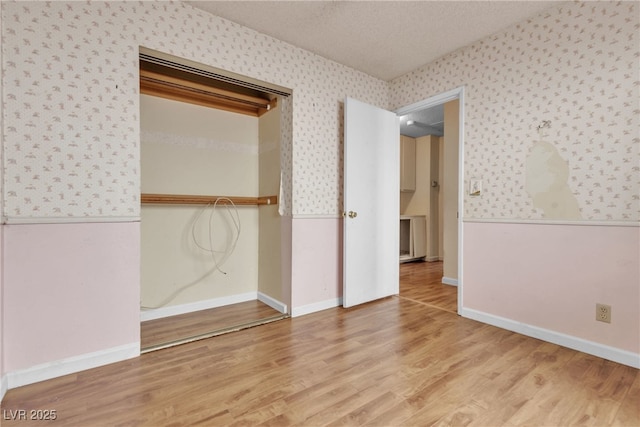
[343,97,399,308]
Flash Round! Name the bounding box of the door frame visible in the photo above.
[395,86,465,313]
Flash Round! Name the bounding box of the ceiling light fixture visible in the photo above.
[405,119,443,136]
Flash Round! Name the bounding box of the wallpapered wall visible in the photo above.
[1,1,388,220]
[391,1,639,222]
[2,2,637,221]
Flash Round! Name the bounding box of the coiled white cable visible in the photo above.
[141,198,241,309]
[191,197,241,276]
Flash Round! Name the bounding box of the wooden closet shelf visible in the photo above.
[141,194,278,206]
[140,69,276,117]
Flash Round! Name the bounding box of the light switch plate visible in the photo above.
[470,179,482,196]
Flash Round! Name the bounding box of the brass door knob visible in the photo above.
[348,211,358,218]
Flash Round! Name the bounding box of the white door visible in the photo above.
[343,97,399,308]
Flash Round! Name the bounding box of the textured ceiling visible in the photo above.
[187,1,565,137]
[188,1,565,81]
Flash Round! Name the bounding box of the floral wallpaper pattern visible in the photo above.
[390,1,639,221]
[1,1,387,219]
[1,1,638,221]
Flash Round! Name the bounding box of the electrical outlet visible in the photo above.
[596,303,611,323]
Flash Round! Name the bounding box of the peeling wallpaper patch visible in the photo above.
[526,140,582,220]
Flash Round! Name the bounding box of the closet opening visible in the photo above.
[138,47,292,352]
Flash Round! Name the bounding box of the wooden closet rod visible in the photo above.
[141,193,278,206]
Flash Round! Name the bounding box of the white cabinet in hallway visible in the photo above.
[399,215,426,263]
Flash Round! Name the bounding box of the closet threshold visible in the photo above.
[141,313,289,354]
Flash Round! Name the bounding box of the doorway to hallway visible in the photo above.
[395,87,464,313]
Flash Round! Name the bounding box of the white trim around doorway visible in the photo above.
[395,86,465,314]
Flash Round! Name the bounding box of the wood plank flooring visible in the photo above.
[141,300,286,351]
[2,262,638,426]
[141,260,450,352]
[399,261,457,313]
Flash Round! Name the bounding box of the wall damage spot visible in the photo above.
[525,141,581,220]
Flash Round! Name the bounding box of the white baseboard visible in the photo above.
[141,292,257,321]
[426,256,440,262]
[291,297,342,317]
[257,292,288,314]
[442,276,458,286]
[461,307,640,369]
[1,374,7,402]
[7,342,140,390]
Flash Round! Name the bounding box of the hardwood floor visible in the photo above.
[140,261,446,352]
[2,263,638,426]
[399,261,457,313]
[141,300,286,352]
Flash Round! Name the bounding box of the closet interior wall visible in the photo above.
[140,93,284,319]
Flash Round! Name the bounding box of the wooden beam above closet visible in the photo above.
[140,69,276,117]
